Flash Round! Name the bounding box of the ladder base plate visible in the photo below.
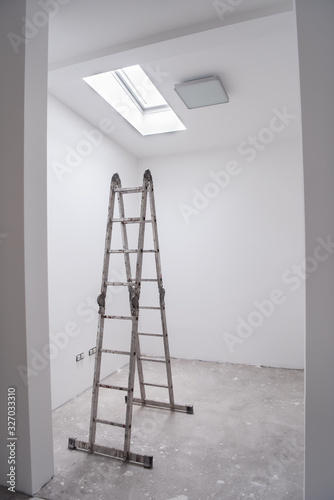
[68,438,153,468]
[132,398,194,414]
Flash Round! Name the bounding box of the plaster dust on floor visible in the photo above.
[0,359,304,500]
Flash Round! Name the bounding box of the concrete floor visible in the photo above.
[2,359,304,500]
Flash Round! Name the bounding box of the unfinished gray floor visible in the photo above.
[8,359,304,500]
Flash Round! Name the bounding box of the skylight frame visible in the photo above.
[112,66,170,114]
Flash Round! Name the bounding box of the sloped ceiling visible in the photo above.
[48,0,300,158]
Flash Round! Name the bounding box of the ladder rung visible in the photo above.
[106,280,156,286]
[114,187,144,193]
[108,249,156,254]
[98,383,128,391]
[141,279,158,282]
[139,357,167,364]
[139,306,160,310]
[143,383,169,389]
[112,218,152,224]
[102,315,133,320]
[94,418,126,428]
[138,332,163,337]
[109,249,137,254]
[106,281,134,286]
[112,217,139,223]
[101,349,131,356]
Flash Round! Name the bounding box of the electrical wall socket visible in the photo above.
[89,347,96,356]
[76,352,84,362]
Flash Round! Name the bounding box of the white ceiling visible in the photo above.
[48,0,300,159]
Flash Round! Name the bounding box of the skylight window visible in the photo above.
[113,65,169,112]
[83,65,186,136]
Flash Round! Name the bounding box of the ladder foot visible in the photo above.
[68,439,153,468]
[131,397,194,414]
[68,437,77,450]
[143,455,153,469]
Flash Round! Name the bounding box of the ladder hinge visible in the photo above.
[97,292,106,313]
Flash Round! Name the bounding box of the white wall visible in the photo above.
[47,96,138,409]
[0,1,53,495]
[138,136,305,369]
[295,1,334,498]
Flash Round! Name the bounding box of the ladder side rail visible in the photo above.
[89,176,118,448]
[116,190,133,282]
[116,188,147,404]
[147,177,175,408]
[123,314,139,456]
[123,181,149,454]
[133,175,152,403]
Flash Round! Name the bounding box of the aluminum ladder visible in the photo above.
[68,169,193,468]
